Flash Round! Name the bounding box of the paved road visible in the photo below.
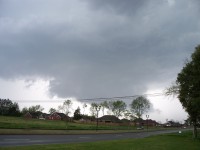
[0,129,188,147]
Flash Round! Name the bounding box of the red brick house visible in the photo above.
[24,112,32,119]
[143,119,158,126]
[24,112,42,119]
[134,118,158,127]
[48,112,70,121]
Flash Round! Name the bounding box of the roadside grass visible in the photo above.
[0,131,199,150]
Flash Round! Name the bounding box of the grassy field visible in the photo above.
[0,116,184,135]
[0,116,144,131]
[0,131,199,150]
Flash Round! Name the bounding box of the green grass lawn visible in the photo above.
[0,116,182,135]
[0,116,138,130]
[0,116,69,129]
[0,131,199,150]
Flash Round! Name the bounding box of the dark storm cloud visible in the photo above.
[0,0,200,99]
[85,0,149,16]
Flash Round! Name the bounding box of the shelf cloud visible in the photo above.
[0,0,200,100]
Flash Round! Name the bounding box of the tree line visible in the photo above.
[0,96,151,121]
[0,99,21,116]
[89,96,151,120]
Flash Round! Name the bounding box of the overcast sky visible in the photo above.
[1,0,200,122]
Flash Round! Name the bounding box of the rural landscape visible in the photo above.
[0,91,198,150]
[0,97,185,132]
[1,0,200,149]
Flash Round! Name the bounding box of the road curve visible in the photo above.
[0,129,189,147]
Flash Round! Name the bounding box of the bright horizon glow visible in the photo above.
[146,88,187,123]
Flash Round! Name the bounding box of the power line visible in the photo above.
[9,92,165,103]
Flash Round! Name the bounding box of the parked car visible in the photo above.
[137,126,144,130]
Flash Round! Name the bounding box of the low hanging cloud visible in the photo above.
[85,0,149,16]
[0,0,200,99]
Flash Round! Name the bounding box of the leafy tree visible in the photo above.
[167,45,200,138]
[90,103,101,130]
[100,101,109,116]
[21,105,44,116]
[90,103,101,117]
[109,100,127,117]
[0,99,13,115]
[82,103,87,115]
[49,108,56,114]
[21,107,29,114]
[8,102,20,116]
[73,107,82,120]
[90,103,97,117]
[63,100,72,116]
[123,109,132,120]
[0,99,20,116]
[28,105,44,113]
[57,100,73,115]
[184,117,192,126]
[130,96,151,119]
[57,105,64,113]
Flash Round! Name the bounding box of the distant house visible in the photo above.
[144,119,158,126]
[24,112,32,119]
[24,111,43,119]
[79,115,96,122]
[121,118,130,123]
[133,118,143,126]
[48,112,70,121]
[99,115,121,123]
[133,118,158,127]
[164,121,182,127]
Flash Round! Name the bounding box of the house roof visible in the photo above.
[144,119,157,124]
[39,113,50,118]
[56,113,67,118]
[121,118,130,123]
[24,112,32,117]
[134,118,158,124]
[81,115,95,121]
[49,112,71,119]
[25,111,43,118]
[99,115,120,123]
